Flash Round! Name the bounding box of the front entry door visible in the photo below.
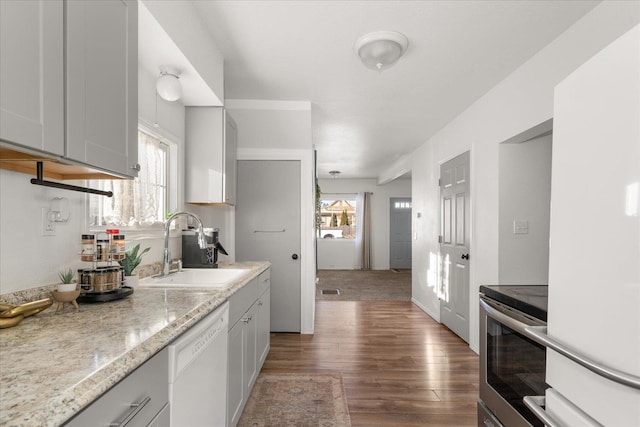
[389,197,412,269]
[439,151,470,343]
[236,160,301,332]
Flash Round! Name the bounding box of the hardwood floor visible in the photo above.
[262,300,479,426]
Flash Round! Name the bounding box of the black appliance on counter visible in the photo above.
[478,285,549,427]
[182,229,228,268]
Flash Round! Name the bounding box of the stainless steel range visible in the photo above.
[478,285,548,427]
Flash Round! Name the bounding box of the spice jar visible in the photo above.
[107,267,121,288]
[96,239,110,262]
[112,235,126,260]
[81,234,95,261]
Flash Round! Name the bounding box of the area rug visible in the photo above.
[316,269,411,301]
[238,373,352,427]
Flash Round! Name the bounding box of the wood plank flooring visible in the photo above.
[261,300,479,426]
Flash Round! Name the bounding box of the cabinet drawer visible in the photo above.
[229,278,258,329]
[65,349,168,427]
[258,269,270,296]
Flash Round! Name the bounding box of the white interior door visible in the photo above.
[389,197,412,269]
[236,160,301,332]
[439,151,470,342]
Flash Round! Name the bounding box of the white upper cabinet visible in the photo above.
[0,0,64,155]
[185,107,237,205]
[65,0,138,177]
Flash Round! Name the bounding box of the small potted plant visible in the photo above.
[57,268,77,292]
[118,243,150,288]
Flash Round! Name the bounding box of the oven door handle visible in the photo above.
[479,297,536,336]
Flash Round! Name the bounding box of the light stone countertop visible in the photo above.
[0,261,269,427]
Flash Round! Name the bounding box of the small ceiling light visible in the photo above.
[156,65,182,102]
[354,31,409,71]
[329,170,341,178]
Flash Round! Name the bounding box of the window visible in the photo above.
[319,195,357,239]
[394,201,412,209]
[88,130,170,227]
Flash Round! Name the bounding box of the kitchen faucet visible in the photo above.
[161,211,207,276]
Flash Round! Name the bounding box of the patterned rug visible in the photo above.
[238,373,352,427]
[316,269,411,301]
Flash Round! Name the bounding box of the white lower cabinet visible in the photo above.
[227,269,271,427]
[65,348,169,427]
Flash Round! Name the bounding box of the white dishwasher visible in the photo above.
[168,301,229,427]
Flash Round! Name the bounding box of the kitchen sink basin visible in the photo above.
[140,268,249,289]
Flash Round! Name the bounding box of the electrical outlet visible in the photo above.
[42,208,55,236]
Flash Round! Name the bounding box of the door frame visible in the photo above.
[237,148,315,334]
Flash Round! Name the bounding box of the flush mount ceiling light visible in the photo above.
[156,65,182,102]
[354,31,409,71]
[329,170,341,178]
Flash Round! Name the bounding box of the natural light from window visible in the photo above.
[88,130,169,227]
[319,195,357,239]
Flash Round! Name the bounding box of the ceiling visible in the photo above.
[184,1,599,179]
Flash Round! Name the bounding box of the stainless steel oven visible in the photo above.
[479,286,548,427]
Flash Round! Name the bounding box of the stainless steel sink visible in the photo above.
[139,268,249,289]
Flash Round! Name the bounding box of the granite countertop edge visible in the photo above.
[0,261,270,427]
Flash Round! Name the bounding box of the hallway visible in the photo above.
[262,300,479,426]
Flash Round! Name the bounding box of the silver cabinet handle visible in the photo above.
[109,395,151,426]
[130,163,141,172]
[523,396,562,427]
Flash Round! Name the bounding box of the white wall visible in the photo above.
[317,178,411,270]
[317,239,356,269]
[381,1,640,353]
[499,134,552,284]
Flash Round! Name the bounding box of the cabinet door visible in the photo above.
[227,320,245,427]
[0,0,63,155]
[223,112,238,205]
[244,303,259,395]
[65,0,138,177]
[257,287,271,368]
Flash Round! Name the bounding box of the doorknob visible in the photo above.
[461,253,469,260]
[292,254,299,260]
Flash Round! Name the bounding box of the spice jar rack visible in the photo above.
[77,230,133,302]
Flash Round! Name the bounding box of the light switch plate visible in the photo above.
[42,208,55,236]
[513,220,529,235]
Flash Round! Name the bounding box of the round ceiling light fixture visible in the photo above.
[354,30,409,71]
[328,170,341,178]
[156,65,182,102]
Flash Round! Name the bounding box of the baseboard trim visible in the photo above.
[411,297,440,322]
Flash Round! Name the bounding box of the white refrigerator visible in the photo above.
[542,24,640,426]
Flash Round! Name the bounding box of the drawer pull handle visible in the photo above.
[109,395,151,426]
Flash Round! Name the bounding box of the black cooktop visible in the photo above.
[479,285,548,321]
